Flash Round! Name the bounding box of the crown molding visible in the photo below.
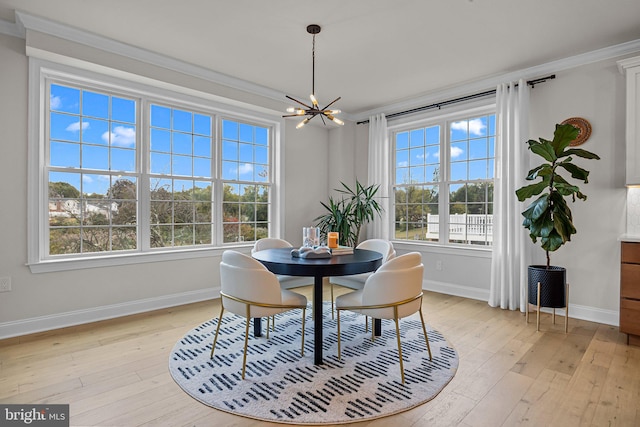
[618,55,640,74]
[14,12,289,104]
[0,17,22,38]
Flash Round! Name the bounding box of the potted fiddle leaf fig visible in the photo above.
[515,123,600,309]
[314,180,383,247]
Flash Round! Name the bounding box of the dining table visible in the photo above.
[252,247,383,364]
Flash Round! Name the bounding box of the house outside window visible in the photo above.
[393,111,495,246]
[32,63,279,270]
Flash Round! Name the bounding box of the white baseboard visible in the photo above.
[0,286,220,340]
[423,279,619,327]
[534,304,619,327]
[0,280,620,340]
[424,279,491,302]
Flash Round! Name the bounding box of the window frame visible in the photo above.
[28,59,284,273]
[388,102,496,250]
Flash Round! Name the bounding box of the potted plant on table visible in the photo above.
[515,123,600,311]
[314,180,383,247]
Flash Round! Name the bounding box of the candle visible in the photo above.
[328,232,339,249]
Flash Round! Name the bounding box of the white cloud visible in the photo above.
[398,161,408,167]
[102,126,136,147]
[239,163,254,175]
[451,146,464,159]
[50,95,62,110]
[82,175,93,183]
[66,121,89,132]
[451,119,486,136]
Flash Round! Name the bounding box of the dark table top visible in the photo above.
[252,247,382,277]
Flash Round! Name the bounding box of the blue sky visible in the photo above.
[395,115,495,185]
[49,84,269,197]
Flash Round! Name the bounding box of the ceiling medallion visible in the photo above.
[283,24,343,129]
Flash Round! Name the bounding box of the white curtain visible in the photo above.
[489,80,532,311]
[367,113,390,240]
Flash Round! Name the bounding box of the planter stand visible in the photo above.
[526,281,569,333]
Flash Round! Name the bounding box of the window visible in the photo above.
[221,119,270,243]
[148,104,214,248]
[34,65,278,268]
[393,112,495,246]
[48,84,139,255]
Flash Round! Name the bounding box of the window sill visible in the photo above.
[391,240,492,258]
[27,244,254,273]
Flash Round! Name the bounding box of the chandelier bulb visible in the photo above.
[296,118,310,129]
[286,107,295,113]
[310,94,319,107]
[326,114,344,126]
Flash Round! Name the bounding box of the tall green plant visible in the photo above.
[314,180,383,247]
[515,123,600,268]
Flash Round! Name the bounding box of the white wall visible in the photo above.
[353,56,629,325]
[0,28,633,338]
[527,58,627,319]
[0,32,330,338]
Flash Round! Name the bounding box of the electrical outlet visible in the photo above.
[436,260,443,271]
[0,276,11,292]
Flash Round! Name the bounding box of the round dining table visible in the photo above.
[252,247,382,364]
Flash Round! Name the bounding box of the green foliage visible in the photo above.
[314,180,383,247]
[49,181,80,198]
[515,123,600,267]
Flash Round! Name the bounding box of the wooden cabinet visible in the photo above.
[621,241,640,345]
[618,56,640,185]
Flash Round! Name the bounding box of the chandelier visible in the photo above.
[283,24,344,129]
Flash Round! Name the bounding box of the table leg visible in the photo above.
[253,317,262,337]
[374,318,382,336]
[313,275,323,365]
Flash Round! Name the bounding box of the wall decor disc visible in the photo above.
[561,117,592,146]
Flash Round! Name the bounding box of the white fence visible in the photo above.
[424,214,493,243]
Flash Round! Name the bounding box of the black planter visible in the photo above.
[527,265,566,308]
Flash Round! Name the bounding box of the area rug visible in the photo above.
[169,302,458,425]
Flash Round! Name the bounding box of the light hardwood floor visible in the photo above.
[1,285,639,427]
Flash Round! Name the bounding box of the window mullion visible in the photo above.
[440,123,448,244]
[139,99,151,251]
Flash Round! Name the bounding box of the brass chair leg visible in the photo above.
[266,316,270,340]
[210,305,225,358]
[365,316,369,333]
[419,307,432,360]
[300,308,306,356]
[331,282,335,320]
[337,309,342,359]
[394,314,405,384]
[241,316,250,379]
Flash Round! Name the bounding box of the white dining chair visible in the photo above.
[210,250,307,379]
[252,238,313,289]
[329,239,396,318]
[335,252,431,383]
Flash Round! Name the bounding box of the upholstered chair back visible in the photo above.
[220,250,283,318]
[251,238,293,255]
[361,252,424,319]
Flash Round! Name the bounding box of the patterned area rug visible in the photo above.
[169,302,458,425]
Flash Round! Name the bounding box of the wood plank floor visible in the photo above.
[1,285,639,427]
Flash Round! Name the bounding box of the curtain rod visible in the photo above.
[356,74,556,125]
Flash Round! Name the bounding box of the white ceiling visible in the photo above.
[2,0,640,117]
